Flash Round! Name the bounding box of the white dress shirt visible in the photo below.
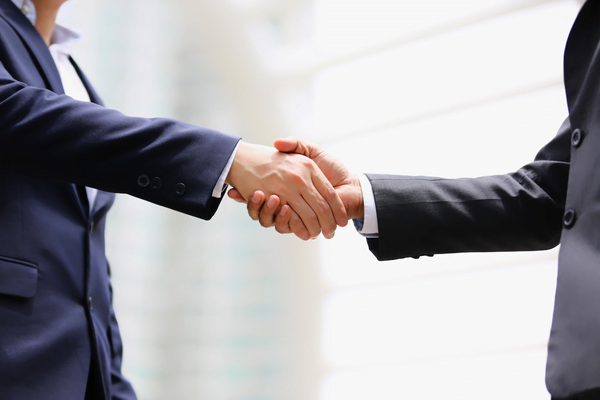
[12,0,237,210]
[48,25,99,211]
[353,174,379,238]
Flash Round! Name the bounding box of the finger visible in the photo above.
[258,195,280,227]
[274,137,318,159]
[247,191,266,221]
[273,137,315,161]
[280,158,334,239]
[288,209,311,240]
[227,188,247,203]
[274,205,293,234]
[274,139,348,229]
[286,196,322,239]
[312,169,348,229]
[273,137,300,153]
[296,161,340,238]
[299,185,338,239]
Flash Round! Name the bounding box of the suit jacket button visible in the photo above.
[563,209,576,229]
[175,183,186,196]
[150,177,163,190]
[137,174,150,187]
[571,129,583,148]
[88,296,93,310]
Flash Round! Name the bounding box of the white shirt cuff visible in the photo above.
[353,173,379,238]
[212,142,240,198]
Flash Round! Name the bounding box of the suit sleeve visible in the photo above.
[0,61,240,220]
[365,118,572,261]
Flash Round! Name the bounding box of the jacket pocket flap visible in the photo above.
[0,256,38,299]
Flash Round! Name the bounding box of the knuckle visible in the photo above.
[275,215,287,226]
[275,226,289,234]
[289,218,303,230]
[317,200,331,216]
[326,186,337,199]
[260,219,272,228]
[293,228,308,240]
[289,172,306,185]
[304,214,318,226]
[301,157,314,168]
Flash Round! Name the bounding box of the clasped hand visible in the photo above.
[227,138,364,240]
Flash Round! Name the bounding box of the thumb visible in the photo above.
[274,137,317,158]
[227,188,247,203]
[273,137,299,153]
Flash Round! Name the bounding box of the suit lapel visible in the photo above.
[0,0,64,94]
[70,57,115,217]
[0,2,115,218]
[91,190,116,219]
[70,57,105,106]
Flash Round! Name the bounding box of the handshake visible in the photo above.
[225,137,364,240]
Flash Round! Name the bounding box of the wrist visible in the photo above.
[225,141,249,191]
[347,173,364,220]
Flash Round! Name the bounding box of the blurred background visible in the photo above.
[57,0,583,399]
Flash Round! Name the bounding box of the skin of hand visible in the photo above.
[225,141,348,239]
[228,138,364,240]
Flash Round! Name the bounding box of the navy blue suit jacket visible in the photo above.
[0,1,240,399]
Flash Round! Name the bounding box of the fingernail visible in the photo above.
[267,197,277,209]
[252,193,261,204]
[325,232,335,239]
[340,218,348,227]
[280,207,289,217]
[310,236,317,240]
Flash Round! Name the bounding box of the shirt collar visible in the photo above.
[50,24,82,53]
[11,0,36,25]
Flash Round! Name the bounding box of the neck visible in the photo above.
[30,1,65,46]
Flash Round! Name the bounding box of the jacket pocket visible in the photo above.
[0,256,38,298]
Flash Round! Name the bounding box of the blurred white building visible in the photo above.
[59,0,583,399]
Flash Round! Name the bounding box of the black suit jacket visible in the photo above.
[0,1,240,399]
[366,1,599,397]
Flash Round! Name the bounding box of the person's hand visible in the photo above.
[225,141,348,239]
[228,189,312,239]
[228,138,364,240]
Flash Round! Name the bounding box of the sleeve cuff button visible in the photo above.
[150,177,163,190]
[175,183,186,196]
[137,174,150,187]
